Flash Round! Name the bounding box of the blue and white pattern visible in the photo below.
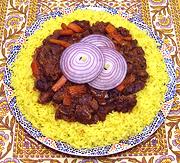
[3,6,176,156]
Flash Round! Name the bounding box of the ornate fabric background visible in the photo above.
[0,0,179,162]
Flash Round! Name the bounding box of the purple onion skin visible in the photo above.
[88,47,127,90]
[81,34,115,49]
[60,42,104,84]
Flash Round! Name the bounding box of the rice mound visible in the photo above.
[11,10,168,148]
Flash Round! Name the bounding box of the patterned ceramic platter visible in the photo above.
[3,5,176,156]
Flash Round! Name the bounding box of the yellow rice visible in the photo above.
[11,10,168,148]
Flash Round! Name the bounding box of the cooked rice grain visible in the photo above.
[11,10,168,148]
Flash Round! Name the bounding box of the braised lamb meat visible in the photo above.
[32,20,149,124]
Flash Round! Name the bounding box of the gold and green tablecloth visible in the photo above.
[0,0,180,162]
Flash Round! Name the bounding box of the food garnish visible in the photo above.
[60,42,104,83]
[81,34,115,49]
[89,47,127,90]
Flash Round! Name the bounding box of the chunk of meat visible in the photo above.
[35,45,62,81]
[131,40,138,48]
[78,94,92,105]
[128,47,145,57]
[72,20,91,30]
[123,81,146,95]
[127,63,134,74]
[55,104,75,122]
[108,89,121,103]
[68,85,87,96]
[52,89,65,103]
[81,30,91,37]
[116,74,136,92]
[56,104,70,115]
[89,98,99,111]
[92,114,100,124]
[132,47,145,56]
[117,27,130,37]
[50,44,64,56]
[97,105,115,121]
[78,95,98,112]
[134,57,147,70]
[37,45,59,66]
[63,94,72,106]
[70,33,84,43]
[38,90,54,104]
[118,44,133,54]
[97,107,107,121]
[75,105,92,124]
[90,88,109,105]
[136,70,149,81]
[44,63,60,81]
[91,22,109,34]
[70,31,91,43]
[115,95,137,112]
[35,79,52,92]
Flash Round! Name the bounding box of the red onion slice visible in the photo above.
[88,47,127,90]
[81,34,115,49]
[60,42,104,83]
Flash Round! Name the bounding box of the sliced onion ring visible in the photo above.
[88,47,127,90]
[81,34,115,49]
[60,42,104,84]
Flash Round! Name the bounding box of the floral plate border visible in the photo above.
[3,5,176,156]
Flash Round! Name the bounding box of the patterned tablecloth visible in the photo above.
[0,0,180,162]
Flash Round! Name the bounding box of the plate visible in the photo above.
[3,6,176,156]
